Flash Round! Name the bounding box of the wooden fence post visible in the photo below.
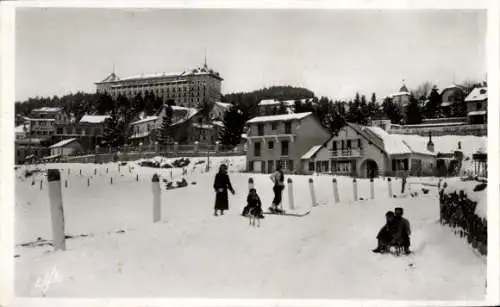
[47,169,66,251]
[152,174,161,223]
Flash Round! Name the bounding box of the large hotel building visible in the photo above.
[95,63,223,107]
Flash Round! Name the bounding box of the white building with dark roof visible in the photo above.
[95,62,223,107]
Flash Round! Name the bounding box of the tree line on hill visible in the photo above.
[15,80,485,147]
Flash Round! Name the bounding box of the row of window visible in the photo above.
[309,160,354,173]
[256,122,292,135]
[248,159,295,172]
[331,139,362,151]
[253,140,289,157]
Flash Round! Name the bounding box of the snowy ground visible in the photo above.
[14,156,486,299]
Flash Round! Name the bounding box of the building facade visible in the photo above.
[440,85,466,117]
[95,63,223,107]
[465,87,487,125]
[209,101,233,120]
[302,123,437,177]
[49,138,82,157]
[245,112,330,173]
[389,84,411,107]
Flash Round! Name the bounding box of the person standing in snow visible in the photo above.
[213,164,235,216]
[269,165,285,213]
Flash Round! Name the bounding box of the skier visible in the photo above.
[394,207,411,254]
[372,211,404,253]
[213,164,235,216]
[269,164,285,213]
[241,188,264,218]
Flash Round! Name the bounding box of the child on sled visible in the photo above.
[242,188,265,219]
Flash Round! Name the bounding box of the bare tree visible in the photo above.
[413,81,435,100]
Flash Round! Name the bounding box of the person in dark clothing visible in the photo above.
[269,165,285,213]
[394,207,411,254]
[372,211,404,253]
[213,164,235,216]
[242,188,264,218]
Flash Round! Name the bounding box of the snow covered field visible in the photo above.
[14,155,486,300]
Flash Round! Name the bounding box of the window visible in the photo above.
[268,141,274,150]
[476,102,482,110]
[285,122,292,134]
[347,140,352,149]
[254,142,261,157]
[309,162,315,171]
[271,122,277,130]
[332,141,337,151]
[257,124,264,135]
[358,139,362,149]
[281,140,289,156]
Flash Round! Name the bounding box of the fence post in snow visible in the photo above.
[352,178,358,201]
[87,178,90,187]
[388,177,393,197]
[94,168,97,176]
[309,178,317,207]
[152,174,161,223]
[40,179,43,190]
[370,178,375,199]
[47,169,66,251]
[332,178,340,203]
[170,170,173,179]
[110,177,113,185]
[215,141,220,153]
[248,177,254,190]
[106,167,108,174]
[136,174,139,182]
[287,178,295,211]
[65,180,68,189]
[80,169,82,175]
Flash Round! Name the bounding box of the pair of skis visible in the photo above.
[263,207,311,217]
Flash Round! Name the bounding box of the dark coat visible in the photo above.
[213,172,234,210]
[242,194,262,216]
[377,219,405,246]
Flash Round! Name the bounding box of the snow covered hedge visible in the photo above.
[439,178,487,255]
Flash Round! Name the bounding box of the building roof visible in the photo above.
[32,107,62,113]
[215,101,233,109]
[246,112,312,124]
[392,136,436,156]
[468,110,487,116]
[97,64,223,84]
[130,116,159,126]
[363,126,412,155]
[258,99,309,106]
[15,124,29,133]
[79,115,111,124]
[465,87,487,102]
[50,138,78,149]
[301,145,323,160]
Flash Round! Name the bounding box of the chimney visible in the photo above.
[427,131,434,152]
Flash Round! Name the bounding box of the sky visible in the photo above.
[15,8,486,102]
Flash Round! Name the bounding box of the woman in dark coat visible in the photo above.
[213,164,235,216]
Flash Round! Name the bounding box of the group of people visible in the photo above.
[372,207,412,254]
[212,164,286,217]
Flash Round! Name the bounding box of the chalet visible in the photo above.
[465,87,487,125]
[246,112,330,173]
[49,138,82,158]
[440,85,466,117]
[302,123,437,177]
[210,101,233,120]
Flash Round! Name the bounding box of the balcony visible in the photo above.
[330,148,363,158]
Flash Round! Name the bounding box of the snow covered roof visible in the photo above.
[363,126,412,155]
[247,112,312,124]
[50,138,78,148]
[79,115,111,124]
[465,87,487,102]
[468,110,487,116]
[212,121,224,128]
[215,101,233,109]
[301,145,323,160]
[258,99,308,106]
[15,124,29,133]
[129,131,152,139]
[440,84,465,94]
[28,118,55,122]
[130,116,159,126]
[393,136,436,156]
[192,123,214,129]
[32,107,62,113]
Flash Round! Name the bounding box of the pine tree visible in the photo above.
[102,111,125,147]
[425,87,441,119]
[157,101,174,145]
[219,106,246,146]
[382,97,403,124]
[405,93,423,125]
[277,101,288,114]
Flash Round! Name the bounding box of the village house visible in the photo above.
[440,85,466,117]
[209,101,233,120]
[301,123,437,177]
[465,87,487,125]
[388,84,411,107]
[245,112,330,173]
[48,138,83,159]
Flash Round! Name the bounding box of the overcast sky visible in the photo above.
[15,8,486,102]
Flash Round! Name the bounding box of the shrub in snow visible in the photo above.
[172,158,190,168]
[473,183,487,192]
[439,184,487,255]
[161,163,172,168]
